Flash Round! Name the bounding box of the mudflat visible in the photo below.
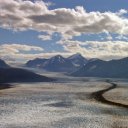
[0,77,127,128]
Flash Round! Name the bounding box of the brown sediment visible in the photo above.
[92,82,128,109]
[0,84,13,90]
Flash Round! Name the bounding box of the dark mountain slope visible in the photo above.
[0,68,54,83]
[26,58,48,68]
[68,53,88,68]
[43,55,75,72]
[0,59,9,68]
[71,57,128,78]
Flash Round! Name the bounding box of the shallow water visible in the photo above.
[0,77,128,128]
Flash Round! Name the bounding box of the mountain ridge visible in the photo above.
[71,57,128,78]
[25,54,88,72]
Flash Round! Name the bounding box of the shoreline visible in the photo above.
[92,82,128,109]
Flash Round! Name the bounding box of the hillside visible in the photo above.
[0,68,54,83]
[71,57,128,78]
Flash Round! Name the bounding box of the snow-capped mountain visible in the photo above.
[43,55,75,72]
[26,58,48,68]
[68,53,88,67]
[25,54,88,72]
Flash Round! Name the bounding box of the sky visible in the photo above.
[0,0,128,63]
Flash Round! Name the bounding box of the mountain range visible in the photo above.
[71,57,128,78]
[1,54,128,79]
[26,54,128,78]
[25,53,88,72]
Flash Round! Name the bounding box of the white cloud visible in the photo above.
[0,0,49,31]
[1,41,128,62]
[105,32,113,40]
[115,35,128,41]
[117,9,128,15]
[1,0,128,62]
[0,43,44,60]
[0,43,43,53]
[38,34,52,41]
[0,0,128,39]
[58,40,128,60]
[0,43,71,62]
[106,35,113,40]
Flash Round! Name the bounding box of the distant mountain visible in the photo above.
[0,68,54,83]
[43,55,75,72]
[25,54,88,72]
[68,53,88,68]
[0,59,9,68]
[26,58,48,68]
[71,57,128,78]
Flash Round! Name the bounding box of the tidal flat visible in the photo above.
[0,75,128,128]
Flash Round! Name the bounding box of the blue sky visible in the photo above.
[0,0,128,62]
[45,0,128,12]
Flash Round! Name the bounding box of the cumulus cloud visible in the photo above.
[8,52,71,60]
[0,43,71,62]
[1,41,128,62]
[0,43,44,61]
[1,0,128,61]
[58,40,128,60]
[0,44,43,53]
[117,9,128,15]
[27,6,128,38]
[0,0,48,31]
[0,0,128,38]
